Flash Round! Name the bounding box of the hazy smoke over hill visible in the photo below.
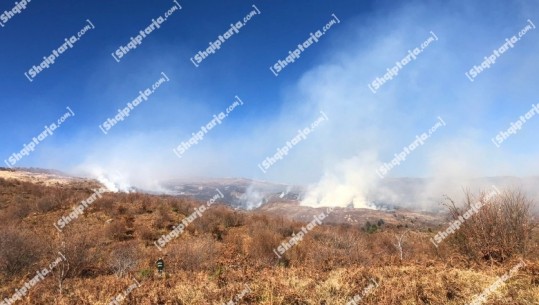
[301,154,380,209]
[87,166,133,192]
[32,0,538,211]
[240,184,267,210]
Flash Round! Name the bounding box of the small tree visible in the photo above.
[364,221,378,234]
[50,226,98,294]
[444,188,536,262]
[109,243,139,278]
[393,232,407,261]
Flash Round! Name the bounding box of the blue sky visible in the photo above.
[1,0,538,198]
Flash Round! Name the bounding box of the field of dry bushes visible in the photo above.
[0,177,538,304]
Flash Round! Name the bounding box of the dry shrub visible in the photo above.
[246,224,281,267]
[170,197,192,215]
[107,219,131,241]
[34,195,59,213]
[50,225,104,294]
[91,196,115,214]
[249,213,271,226]
[153,205,173,229]
[0,226,44,277]
[221,209,245,228]
[109,242,140,277]
[167,236,219,271]
[139,226,159,242]
[444,188,536,262]
[115,203,129,215]
[222,228,246,255]
[179,205,240,240]
[18,180,45,197]
[299,226,368,268]
[366,230,435,265]
[55,224,103,278]
[268,216,302,238]
[136,196,152,214]
[125,192,144,204]
[2,195,31,220]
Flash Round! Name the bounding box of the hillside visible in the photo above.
[0,170,538,304]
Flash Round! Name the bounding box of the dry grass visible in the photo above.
[0,177,538,304]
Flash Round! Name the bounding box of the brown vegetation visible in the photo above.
[444,188,536,262]
[0,177,538,304]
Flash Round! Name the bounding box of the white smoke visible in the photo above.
[301,154,380,209]
[37,0,538,213]
[240,184,267,209]
[87,167,133,192]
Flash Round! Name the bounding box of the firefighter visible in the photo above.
[156,257,165,274]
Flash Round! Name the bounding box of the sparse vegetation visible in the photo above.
[364,221,379,233]
[0,177,538,304]
[444,188,536,262]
